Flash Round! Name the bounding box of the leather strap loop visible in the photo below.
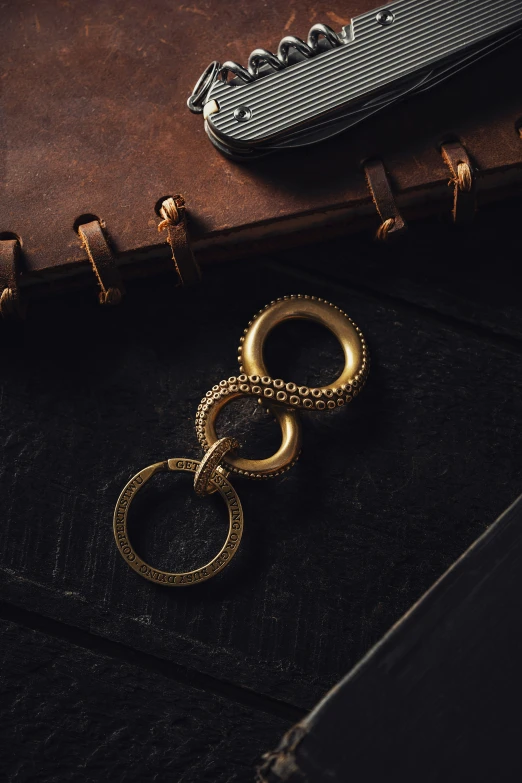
[363,159,407,241]
[0,238,25,320]
[158,196,201,286]
[77,220,124,306]
[441,141,477,224]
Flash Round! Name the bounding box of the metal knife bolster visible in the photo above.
[204,0,522,155]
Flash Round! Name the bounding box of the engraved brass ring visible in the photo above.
[193,437,239,496]
[113,458,243,586]
[195,295,369,478]
[113,294,368,586]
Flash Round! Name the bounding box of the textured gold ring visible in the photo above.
[196,295,369,478]
[113,458,243,585]
[193,437,239,496]
[114,294,368,586]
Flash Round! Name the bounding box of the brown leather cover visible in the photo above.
[1,0,521,295]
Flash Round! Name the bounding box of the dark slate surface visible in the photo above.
[286,195,522,343]
[1,198,522,779]
[0,617,288,782]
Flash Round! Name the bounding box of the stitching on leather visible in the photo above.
[77,219,124,306]
[363,159,406,242]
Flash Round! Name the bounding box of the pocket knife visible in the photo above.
[188,0,522,159]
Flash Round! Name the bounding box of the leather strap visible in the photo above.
[364,159,407,241]
[158,196,201,286]
[0,238,25,320]
[77,220,124,305]
[441,141,477,224]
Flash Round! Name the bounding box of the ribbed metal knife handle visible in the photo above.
[189,0,522,158]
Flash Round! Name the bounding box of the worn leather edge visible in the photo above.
[77,220,125,305]
[0,239,25,319]
[440,141,477,224]
[157,196,201,286]
[256,726,308,783]
[11,164,522,300]
[363,159,408,240]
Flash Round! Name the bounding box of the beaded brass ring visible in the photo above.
[196,296,369,478]
[113,295,368,585]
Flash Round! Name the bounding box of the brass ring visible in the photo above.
[197,385,302,478]
[241,296,367,391]
[193,437,239,496]
[198,295,368,478]
[113,458,243,585]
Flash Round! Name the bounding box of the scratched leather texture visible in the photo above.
[1,0,521,278]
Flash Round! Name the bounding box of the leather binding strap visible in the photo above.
[77,219,124,306]
[363,159,407,241]
[440,141,477,224]
[158,196,201,286]
[0,238,25,320]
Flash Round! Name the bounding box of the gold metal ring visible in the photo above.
[199,295,368,478]
[193,437,239,496]
[113,458,243,585]
[241,296,367,391]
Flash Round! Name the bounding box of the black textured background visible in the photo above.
[1,198,522,781]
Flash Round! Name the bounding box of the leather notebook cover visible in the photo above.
[1,0,521,297]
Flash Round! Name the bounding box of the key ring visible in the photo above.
[113,295,369,585]
[114,457,243,585]
[187,60,221,113]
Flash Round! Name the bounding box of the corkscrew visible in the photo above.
[188,0,522,159]
[187,22,344,114]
